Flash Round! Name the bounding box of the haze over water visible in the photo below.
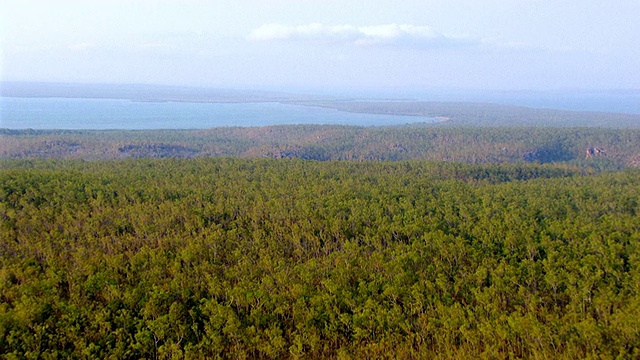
[0,97,439,130]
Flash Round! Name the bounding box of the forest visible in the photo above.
[3,126,640,170]
[1,158,639,358]
[3,98,640,357]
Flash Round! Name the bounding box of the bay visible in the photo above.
[0,97,436,130]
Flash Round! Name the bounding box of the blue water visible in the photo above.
[0,97,437,130]
[3,90,639,130]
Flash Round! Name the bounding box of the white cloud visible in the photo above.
[248,23,477,49]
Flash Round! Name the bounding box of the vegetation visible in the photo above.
[295,101,640,128]
[1,158,639,358]
[3,126,640,169]
[3,93,640,357]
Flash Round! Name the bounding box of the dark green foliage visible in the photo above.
[1,159,639,358]
[3,126,640,170]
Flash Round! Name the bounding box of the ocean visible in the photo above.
[0,97,437,130]
[2,89,639,130]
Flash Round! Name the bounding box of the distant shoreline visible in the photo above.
[3,81,640,115]
[1,97,444,130]
[3,95,640,129]
[3,82,640,129]
[0,81,330,104]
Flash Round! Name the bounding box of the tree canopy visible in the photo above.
[2,158,639,358]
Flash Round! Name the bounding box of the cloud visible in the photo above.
[248,23,477,49]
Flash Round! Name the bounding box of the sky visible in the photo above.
[1,0,639,92]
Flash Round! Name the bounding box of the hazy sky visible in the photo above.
[2,0,639,91]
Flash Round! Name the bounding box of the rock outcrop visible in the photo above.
[586,147,606,159]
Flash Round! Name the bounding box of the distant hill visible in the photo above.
[0,82,328,103]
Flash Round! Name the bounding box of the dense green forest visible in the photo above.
[3,103,640,357]
[1,158,639,358]
[3,126,640,169]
